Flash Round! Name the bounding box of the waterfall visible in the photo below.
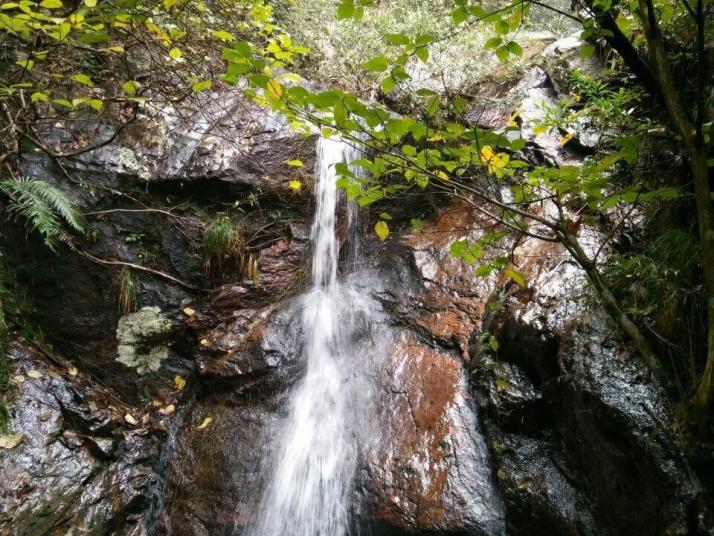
[248,136,375,536]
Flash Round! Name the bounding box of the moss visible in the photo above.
[116,306,172,375]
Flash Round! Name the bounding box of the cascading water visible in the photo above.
[248,136,379,536]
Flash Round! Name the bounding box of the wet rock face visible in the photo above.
[6,90,314,400]
[0,345,159,536]
[356,332,505,535]
[1,52,705,536]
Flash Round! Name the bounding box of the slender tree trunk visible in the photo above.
[560,231,665,380]
[636,0,714,410]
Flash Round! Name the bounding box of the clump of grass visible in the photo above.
[117,267,137,314]
[203,214,242,277]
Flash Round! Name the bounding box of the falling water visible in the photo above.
[248,136,377,536]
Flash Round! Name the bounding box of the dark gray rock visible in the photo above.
[0,344,159,536]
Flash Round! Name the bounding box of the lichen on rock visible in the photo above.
[116,306,172,374]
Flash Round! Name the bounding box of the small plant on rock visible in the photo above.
[203,214,242,279]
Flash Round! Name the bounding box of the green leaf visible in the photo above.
[495,19,509,34]
[495,45,509,62]
[122,80,137,95]
[381,76,396,94]
[452,7,467,25]
[362,55,389,72]
[192,80,212,92]
[168,48,182,60]
[71,74,93,87]
[484,37,502,50]
[40,0,62,8]
[79,32,110,44]
[286,159,304,167]
[31,91,49,102]
[507,41,523,57]
[504,267,527,287]
[89,99,103,112]
[410,218,423,231]
[386,33,410,46]
[379,212,392,220]
[211,30,234,42]
[580,44,596,60]
[415,46,428,63]
[337,2,354,19]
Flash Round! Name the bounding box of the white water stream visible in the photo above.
[248,137,376,536]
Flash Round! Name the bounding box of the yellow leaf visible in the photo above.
[507,111,521,127]
[174,375,186,390]
[479,145,510,176]
[40,0,62,8]
[437,170,449,181]
[289,180,302,191]
[163,0,176,8]
[286,159,303,167]
[267,79,283,100]
[12,374,25,384]
[84,0,96,6]
[159,404,176,415]
[183,307,195,316]
[559,132,574,146]
[69,13,84,26]
[375,221,389,241]
[0,433,23,449]
[196,416,213,430]
[168,48,182,60]
[68,365,78,376]
[27,369,42,379]
[124,413,138,425]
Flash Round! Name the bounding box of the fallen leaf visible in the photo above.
[27,369,42,379]
[124,413,138,425]
[68,365,78,376]
[289,180,302,191]
[196,416,213,430]
[0,433,23,449]
[174,375,186,390]
[183,307,195,316]
[12,374,25,384]
[159,404,176,415]
[142,414,150,425]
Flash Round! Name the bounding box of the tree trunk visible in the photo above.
[636,0,714,411]
[561,231,665,380]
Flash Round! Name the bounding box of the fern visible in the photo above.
[0,177,86,251]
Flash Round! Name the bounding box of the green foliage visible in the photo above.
[0,177,86,251]
[203,214,242,275]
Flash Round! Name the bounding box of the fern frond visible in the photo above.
[20,177,86,233]
[0,177,85,251]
